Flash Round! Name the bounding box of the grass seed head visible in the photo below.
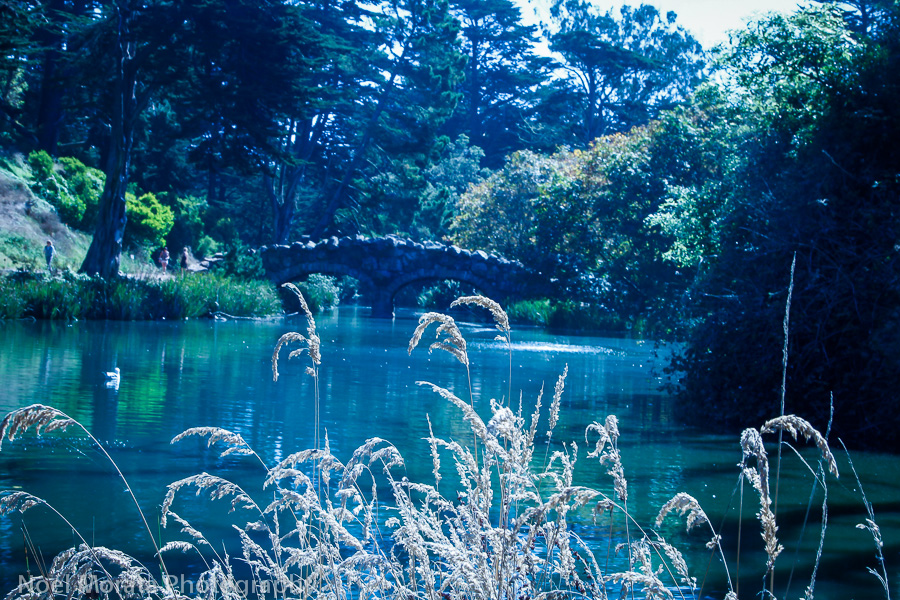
[0,404,75,449]
[408,312,468,365]
[656,492,709,532]
[450,295,510,335]
[761,414,838,477]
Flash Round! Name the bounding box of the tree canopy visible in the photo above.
[3,1,899,449]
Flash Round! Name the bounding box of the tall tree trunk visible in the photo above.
[267,168,299,245]
[35,0,66,154]
[80,2,136,278]
[267,116,327,244]
[309,60,406,239]
[37,51,63,154]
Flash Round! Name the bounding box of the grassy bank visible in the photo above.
[0,270,281,320]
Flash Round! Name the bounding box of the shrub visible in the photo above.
[58,157,104,229]
[27,151,86,226]
[26,152,105,230]
[194,235,218,259]
[220,240,265,280]
[337,275,359,303]
[281,274,341,314]
[125,192,175,247]
[416,279,478,309]
[166,194,209,253]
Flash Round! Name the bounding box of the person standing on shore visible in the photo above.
[159,246,170,272]
[180,247,189,277]
[44,240,54,271]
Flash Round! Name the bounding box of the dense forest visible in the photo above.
[1,0,899,450]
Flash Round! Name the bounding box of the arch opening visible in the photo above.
[280,272,363,313]
[393,278,488,312]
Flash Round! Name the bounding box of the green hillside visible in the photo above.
[0,153,91,271]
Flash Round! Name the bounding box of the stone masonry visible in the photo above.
[260,235,552,317]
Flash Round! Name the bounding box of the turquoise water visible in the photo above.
[0,308,897,599]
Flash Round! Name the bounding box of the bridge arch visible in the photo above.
[374,268,506,318]
[260,236,552,317]
[268,259,378,301]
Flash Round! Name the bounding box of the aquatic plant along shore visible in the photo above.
[0,271,280,320]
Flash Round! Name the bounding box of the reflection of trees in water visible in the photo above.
[91,383,120,444]
[162,336,187,431]
[79,322,119,443]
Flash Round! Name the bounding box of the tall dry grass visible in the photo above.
[0,294,888,600]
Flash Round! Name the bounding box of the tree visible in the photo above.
[814,0,895,35]
[0,2,33,143]
[414,134,489,239]
[445,0,551,167]
[541,1,705,145]
[308,0,464,239]
[0,0,97,150]
[169,0,347,245]
[261,0,374,243]
[450,124,695,334]
[80,0,324,274]
[79,1,144,278]
[665,4,900,450]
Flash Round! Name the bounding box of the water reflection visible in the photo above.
[0,311,897,599]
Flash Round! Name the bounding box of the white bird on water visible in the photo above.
[105,367,120,389]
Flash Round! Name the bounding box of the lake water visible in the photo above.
[0,308,897,599]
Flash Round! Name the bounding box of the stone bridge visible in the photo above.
[260,235,553,317]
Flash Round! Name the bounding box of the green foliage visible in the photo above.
[290,274,341,314]
[451,129,690,334]
[663,4,900,451]
[27,151,102,228]
[0,271,280,320]
[451,150,558,260]
[504,298,552,326]
[26,149,54,181]
[415,279,477,309]
[165,194,208,254]
[1,0,897,454]
[415,135,489,239]
[642,84,745,269]
[58,157,104,228]
[0,277,26,319]
[542,1,706,144]
[446,0,552,166]
[220,240,266,281]
[506,298,624,331]
[337,276,360,304]
[0,2,32,140]
[125,192,175,247]
[6,273,96,320]
[168,273,281,318]
[195,235,219,259]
